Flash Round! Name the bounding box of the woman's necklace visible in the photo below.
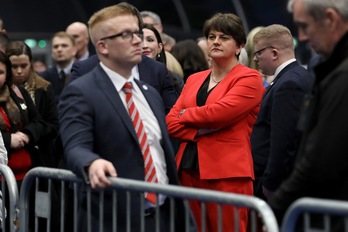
[210,73,221,84]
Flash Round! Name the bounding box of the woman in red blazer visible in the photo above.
[166,13,264,232]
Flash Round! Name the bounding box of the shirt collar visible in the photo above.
[274,58,296,78]
[99,62,137,93]
[57,59,75,75]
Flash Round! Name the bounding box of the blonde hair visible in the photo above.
[88,3,142,45]
[244,26,264,70]
[165,51,184,78]
[253,24,294,51]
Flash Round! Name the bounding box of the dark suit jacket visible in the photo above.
[34,83,60,167]
[39,67,66,103]
[70,54,177,113]
[59,64,191,231]
[251,61,313,197]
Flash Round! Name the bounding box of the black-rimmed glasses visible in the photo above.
[100,30,144,42]
[253,46,275,58]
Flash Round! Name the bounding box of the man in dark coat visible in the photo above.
[269,0,348,228]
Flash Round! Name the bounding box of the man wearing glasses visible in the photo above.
[69,9,177,114]
[59,3,193,231]
[250,24,313,202]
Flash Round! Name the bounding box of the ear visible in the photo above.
[95,40,108,55]
[271,48,279,60]
[158,42,163,53]
[325,8,340,30]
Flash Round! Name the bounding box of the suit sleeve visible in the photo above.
[166,82,199,141]
[179,72,264,129]
[58,84,101,179]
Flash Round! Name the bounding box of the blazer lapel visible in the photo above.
[263,61,298,97]
[93,65,139,141]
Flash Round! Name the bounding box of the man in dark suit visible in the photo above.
[59,3,194,231]
[70,53,177,114]
[250,24,313,200]
[40,31,77,103]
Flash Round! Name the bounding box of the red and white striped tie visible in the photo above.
[123,82,158,204]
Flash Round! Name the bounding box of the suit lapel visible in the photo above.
[93,65,139,141]
[263,61,298,97]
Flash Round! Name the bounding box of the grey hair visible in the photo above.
[288,0,348,21]
[140,11,162,24]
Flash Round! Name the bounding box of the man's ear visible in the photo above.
[325,8,340,31]
[96,40,108,55]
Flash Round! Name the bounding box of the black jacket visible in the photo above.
[269,32,348,224]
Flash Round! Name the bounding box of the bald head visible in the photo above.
[66,22,90,60]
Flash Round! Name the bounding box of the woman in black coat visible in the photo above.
[6,41,59,168]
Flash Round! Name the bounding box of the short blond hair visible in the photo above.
[88,3,142,45]
[253,24,294,50]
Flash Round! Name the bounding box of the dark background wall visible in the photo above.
[1,0,295,38]
[1,0,308,66]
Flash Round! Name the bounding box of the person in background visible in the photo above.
[140,10,163,33]
[196,36,212,68]
[245,27,264,70]
[6,41,59,168]
[39,32,76,103]
[161,32,176,52]
[250,24,313,202]
[245,26,275,87]
[66,22,90,61]
[32,58,47,73]
[166,13,264,232]
[238,48,249,66]
[268,0,348,227]
[171,39,209,83]
[142,23,184,94]
[0,32,10,53]
[59,3,194,231]
[0,51,44,185]
[140,10,181,78]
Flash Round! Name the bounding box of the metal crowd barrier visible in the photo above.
[0,164,19,232]
[18,167,279,232]
[281,197,348,232]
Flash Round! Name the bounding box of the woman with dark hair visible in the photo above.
[142,23,184,94]
[171,39,209,82]
[166,13,264,231]
[0,50,44,184]
[6,41,59,168]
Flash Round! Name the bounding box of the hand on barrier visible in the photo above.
[88,159,117,189]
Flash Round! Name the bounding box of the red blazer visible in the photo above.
[166,64,264,180]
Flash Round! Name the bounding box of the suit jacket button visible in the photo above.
[138,159,144,166]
